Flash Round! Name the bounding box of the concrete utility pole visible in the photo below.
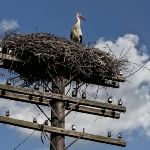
[51,76,65,150]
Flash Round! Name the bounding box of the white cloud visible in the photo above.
[0,19,19,32]
[65,34,150,138]
[0,98,50,137]
[0,33,150,146]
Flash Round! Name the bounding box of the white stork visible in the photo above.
[70,13,86,44]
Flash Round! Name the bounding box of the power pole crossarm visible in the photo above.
[66,103,120,118]
[0,84,126,112]
[0,90,120,118]
[0,116,126,147]
[0,53,24,62]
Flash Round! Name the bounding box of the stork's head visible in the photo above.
[76,13,86,21]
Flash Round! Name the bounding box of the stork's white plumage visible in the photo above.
[70,13,86,44]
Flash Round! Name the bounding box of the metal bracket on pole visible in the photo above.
[62,99,83,120]
[40,124,57,150]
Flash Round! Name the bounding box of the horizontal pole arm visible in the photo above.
[0,53,24,62]
[66,103,120,118]
[0,116,126,147]
[0,90,120,119]
[0,84,126,112]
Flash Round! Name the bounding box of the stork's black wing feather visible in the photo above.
[70,31,73,40]
[80,35,82,44]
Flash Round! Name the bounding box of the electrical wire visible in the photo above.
[13,130,36,150]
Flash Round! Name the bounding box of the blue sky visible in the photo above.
[0,0,150,150]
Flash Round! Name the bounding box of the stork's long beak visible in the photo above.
[80,16,86,21]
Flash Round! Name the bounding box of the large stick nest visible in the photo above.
[0,32,126,86]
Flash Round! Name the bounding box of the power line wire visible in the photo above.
[14,130,36,150]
